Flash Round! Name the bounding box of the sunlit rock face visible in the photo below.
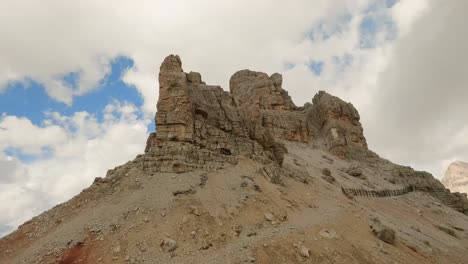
[443,161,468,194]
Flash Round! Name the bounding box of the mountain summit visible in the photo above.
[1,55,468,263]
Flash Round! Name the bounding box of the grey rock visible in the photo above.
[160,238,178,252]
[322,168,331,176]
[370,217,396,244]
[300,245,310,258]
[347,167,363,177]
[264,212,275,222]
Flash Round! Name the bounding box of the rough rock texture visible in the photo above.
[143,55,372,174]
[384,164,468,214]
[307,91,368,158]
[144,55,269,173]
[2,55,468,264]
[142,55,468,215]
[442,161,468,194]
[229,70,296,111]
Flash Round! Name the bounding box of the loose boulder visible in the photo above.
[347,166,363,177]
[160,238,178,252]
[370,217,396,244]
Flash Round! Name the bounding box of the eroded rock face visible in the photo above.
[144,55,281,173]
[307,91,367,158]
[230,70,296,111]
[156,55,194,142]
[140,54,468,215]
[381,164,467,214]
[143,55,372,173]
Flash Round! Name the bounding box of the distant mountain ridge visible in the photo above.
[443,160,468,194]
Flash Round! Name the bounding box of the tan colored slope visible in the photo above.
[1,142,467,264]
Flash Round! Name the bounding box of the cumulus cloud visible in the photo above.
[0,153,27,184]
[365,0,468,177]
[0,0,381,114]
[0,101,149,235]
[0,114,68,154]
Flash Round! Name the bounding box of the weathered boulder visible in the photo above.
[370,217,396,244]
[160,238,178,252]
[346,166,363,177]
[299,245,310,258]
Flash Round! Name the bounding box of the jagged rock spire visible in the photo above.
[145,55,371,173]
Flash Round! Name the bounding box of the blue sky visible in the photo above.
[0,0,396,133]
[1,56,146,127]
[1,56,154,165]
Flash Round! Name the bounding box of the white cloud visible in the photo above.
[0,0,379,113]
[0,101,149,235]
[0,153,27,184]
[0,114,68,154]
[391,0,430,35]
[365,0,468,178]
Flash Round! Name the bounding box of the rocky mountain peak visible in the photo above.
[144,54,371,174]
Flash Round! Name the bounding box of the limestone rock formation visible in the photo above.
[442,161,468,194]
[143,55,374,174]
[307,91,368,158]
[141,55,468,215]
[229,70,296,111]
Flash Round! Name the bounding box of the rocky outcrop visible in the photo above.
[229,70,296,111]
[143,55,264,173]
[307,91,368,158]
[442,161,468,194]
[381,164,468,215]
[140,54,468,215]
[143,55,372,173]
